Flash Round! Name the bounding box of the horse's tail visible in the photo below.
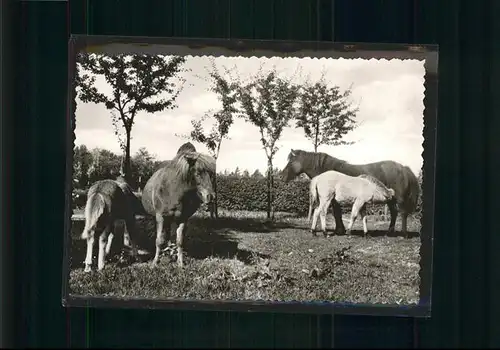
[308,180,319,222]
[81,193,105,240]
[402,166,420,214]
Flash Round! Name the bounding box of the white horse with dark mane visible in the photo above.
[308,171,397,237]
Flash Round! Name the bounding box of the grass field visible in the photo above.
[68,209,422,305]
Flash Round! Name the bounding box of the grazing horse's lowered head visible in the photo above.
[281,149,315,183]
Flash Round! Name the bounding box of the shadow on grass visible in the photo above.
[68,214,418,271]
[322,229,420,239]
[68,215,274,270]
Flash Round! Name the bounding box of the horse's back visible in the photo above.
[355,161,413,198]
[87,179,132,218]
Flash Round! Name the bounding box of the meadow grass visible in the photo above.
[68,209,421,305]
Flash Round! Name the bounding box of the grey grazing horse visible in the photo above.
[282,149,420,236]
[81,179,140,272]
[141,144,216,268]
[309,171,397,237]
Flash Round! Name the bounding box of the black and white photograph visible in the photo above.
[63,37,437,316]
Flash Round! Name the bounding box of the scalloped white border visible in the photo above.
[62,36,438,317]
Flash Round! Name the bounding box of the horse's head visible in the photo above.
[387,188,397,202]
[281,149,306,183]
[184,152,216,205]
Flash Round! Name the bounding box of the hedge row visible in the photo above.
[72,176,394,216]
[215,176,391,215]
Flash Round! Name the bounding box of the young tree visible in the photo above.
[296,77,359,152]
[237,70,300,220]
[180,60,239,218]
[76,53,187,183]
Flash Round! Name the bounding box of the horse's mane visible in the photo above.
[358,174,393,197]
[171,151,216,181]
[177,142,197,155]
[290,149,348,171]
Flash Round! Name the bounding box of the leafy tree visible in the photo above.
[86,148,122,184]
[76,53,187,183]
[73,145,93,189]
[180,60,239,218]
[237,70,300,219]
[296,76,359,152]
[131,147,157,191]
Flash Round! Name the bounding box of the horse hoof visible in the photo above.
[345,230,352,236]
[322,231,328,238]
[310,230,317,237]
[84,267,91,273]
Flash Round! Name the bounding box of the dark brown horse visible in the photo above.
[81,179,140,272]
[281,149,420,236]
[141,144,216,268]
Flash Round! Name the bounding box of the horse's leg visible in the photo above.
[84,230,95,273]
[152,213,165,267]
[360,205,368,237]
[387,202,398,234]
[175,221,186,268]
[124,215,139,261]
[401,212,409,237]
[310,207,319,237]
[331,200,346,235]
[97,224,112,271]
[347,200,363,236]
[105,231,114,256]
[319,199,330,237]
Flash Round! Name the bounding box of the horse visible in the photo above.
[281,149,420,237]
[141,146,216,268]
[81,179,140,272]
[308,171,397,237]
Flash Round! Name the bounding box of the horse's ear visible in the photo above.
[290,149,296,156]
[388,188,396,198]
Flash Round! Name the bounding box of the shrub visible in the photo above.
[215,175,388,216]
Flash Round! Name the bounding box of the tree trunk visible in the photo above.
[314,120,320,153]
[213,174,219,219]
[124,127,132,184]
[266,158,274,220]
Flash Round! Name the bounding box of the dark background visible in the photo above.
[2,0,499,348]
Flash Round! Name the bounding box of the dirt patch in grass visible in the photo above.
[68,210,421,305]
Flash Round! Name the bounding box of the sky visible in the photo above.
[74,55,425,176]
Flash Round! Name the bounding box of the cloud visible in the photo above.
[75,55,425,176]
